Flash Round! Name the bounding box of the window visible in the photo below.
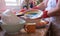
[5,0,23,6]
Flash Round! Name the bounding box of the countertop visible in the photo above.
[0,28,48,36]
[0,17,50,36]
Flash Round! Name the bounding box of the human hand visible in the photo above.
[41,11,49,18]
[20,9,26,12]
[34,11,49,19]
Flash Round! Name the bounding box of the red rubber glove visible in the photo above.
[42,11,49,18]
[20,9,26,12]
[34,11,49,19]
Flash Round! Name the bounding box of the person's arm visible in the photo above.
[47,0,60,17]
[36,0,48,10]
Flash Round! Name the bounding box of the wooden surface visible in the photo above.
[0,28,48,36]
[0,18,50,36]
[0,17,50,36]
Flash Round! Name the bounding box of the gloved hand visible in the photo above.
[20,9,26,12]
[32,11,49,19]
[42,11,49,18]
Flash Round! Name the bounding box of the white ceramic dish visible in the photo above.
[25,10,43,19]
[1,20,26,34]
[1,9,26,34]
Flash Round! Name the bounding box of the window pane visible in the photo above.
[5,0,17,6]
[6,3,17,6]
[5,0,23,6]
[6,2,16,3]
[5,0,16,2]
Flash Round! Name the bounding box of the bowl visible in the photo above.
[1,20,26,34]
[24,10,43,19]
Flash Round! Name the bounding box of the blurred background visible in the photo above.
[0,0,43,10]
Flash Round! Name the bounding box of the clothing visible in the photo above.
[51,23,60,36]
[45,0,60,24]
[45,0,60,25]
[45,0,60,36]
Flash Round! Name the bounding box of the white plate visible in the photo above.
[25,10,43,19]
